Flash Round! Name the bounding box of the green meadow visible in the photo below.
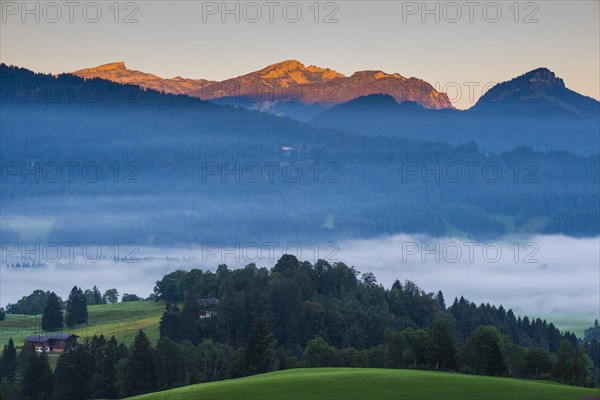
[0,301,165,350]
[127,368,599,400]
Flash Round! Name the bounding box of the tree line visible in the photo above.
[5,287,126,317]
[152,256,597,389]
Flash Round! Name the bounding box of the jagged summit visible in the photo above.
[479,67,566,98]
[263,59,305,71]
[522,67,565,86]
[505,67,566,88]
[350,70,406,81]
[256,59,345,83]
[77,61,126,74]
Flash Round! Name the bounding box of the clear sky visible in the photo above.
[1,0,598,109]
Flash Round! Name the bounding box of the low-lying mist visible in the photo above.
[1,234,597,334]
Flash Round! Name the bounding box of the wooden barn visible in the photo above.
[197,298,219,319]
[25,333,78,353]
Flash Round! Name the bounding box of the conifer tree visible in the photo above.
[65,286,88,327]
[41,292,63,331]
[0,338,17,382]
[245,320,277,374]
[53,345,92,400]
[20,347,53,400]
[124,331,157,396]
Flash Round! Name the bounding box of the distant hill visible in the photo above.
[585,320,600,342]
[125,368,600,400]
[471,68,600,117]
[312,68,600,154]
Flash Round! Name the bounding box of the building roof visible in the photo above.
[25,334,78,343]
[47,333,78,340]
[197,298,219,307]
[25,335,48,343]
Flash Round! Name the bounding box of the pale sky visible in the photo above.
[1,0,598,109]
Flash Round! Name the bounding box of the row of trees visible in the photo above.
[4,286,141,333]
[0,324,275,400]
[0,334,124,400]
[3,287,146,334]
[1,316,594,400]
[304,324,592,386]
[4,287,120,317]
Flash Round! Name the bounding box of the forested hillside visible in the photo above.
[152,256,598,389]
[312,68,600,154]
[2,64,598,245]
[0,256,597,399]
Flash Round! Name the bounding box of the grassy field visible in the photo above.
[3,216,55,242]
[127,368,600,400]
[0,301,165,350]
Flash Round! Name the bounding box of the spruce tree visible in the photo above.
[91,336,127,399]
[92,286,104,305]
[155,337,186,389]
[20,347,53,400]
[245,320,277,374]
[41,292,63,331]
[124,331,157,396]
[0,338,17,382]
[53,345,92,400]
[436,291,446,310]
[158,305,181,342]
[179,291,201,344]
[65,286,88,327]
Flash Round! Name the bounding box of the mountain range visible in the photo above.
[72,60,452,120]
[71,61,599,128]
[312,68,599,153]
[2,60,597,153]
[1,62,598,245]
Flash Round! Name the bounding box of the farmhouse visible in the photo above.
[25,333,78,353]
[197,298,219,319]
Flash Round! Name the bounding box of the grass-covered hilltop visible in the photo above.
[126,369,599,400]
[0,255,598,399]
